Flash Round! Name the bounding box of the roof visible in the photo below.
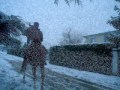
[83,30,120,38]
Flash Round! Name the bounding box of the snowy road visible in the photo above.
[0,51,119,90]
[8,60,109,90]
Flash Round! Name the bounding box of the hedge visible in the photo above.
[49,44,114,75]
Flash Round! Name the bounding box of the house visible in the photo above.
[83,30,120,44]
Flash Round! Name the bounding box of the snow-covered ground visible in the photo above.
[13,35,27,46]
[0,50,120,90]
[46,63,120,90]
[0,51,45,90]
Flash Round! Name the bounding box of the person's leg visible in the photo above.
[40,65,45,90]
[32,66,37,90]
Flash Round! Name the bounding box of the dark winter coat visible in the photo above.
[26,26,43,44]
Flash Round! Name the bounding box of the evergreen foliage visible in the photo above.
[108,0,120,47]
[49,44,113,75]
[50,44,113,55]
[0,11,26,54]
[7,43,27,57]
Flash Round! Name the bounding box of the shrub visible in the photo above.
[49,44,113,75]
[7,43,27,57]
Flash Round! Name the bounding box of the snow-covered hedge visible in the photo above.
[49,44,114,75]
[7,43,27,57]
[7,47,23,57]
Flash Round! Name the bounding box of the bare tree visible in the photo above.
[54,0,81,6]
[59,28,84,45]
[54,0,91,6]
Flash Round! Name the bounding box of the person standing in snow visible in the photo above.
[21,22,47,90]
[26,22,47,55]
[21,22,47,69]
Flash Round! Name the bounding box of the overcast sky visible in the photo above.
[0,0,118,48]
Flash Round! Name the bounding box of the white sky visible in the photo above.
[0,0,118,48]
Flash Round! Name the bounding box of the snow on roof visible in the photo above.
[83,30,119,37]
